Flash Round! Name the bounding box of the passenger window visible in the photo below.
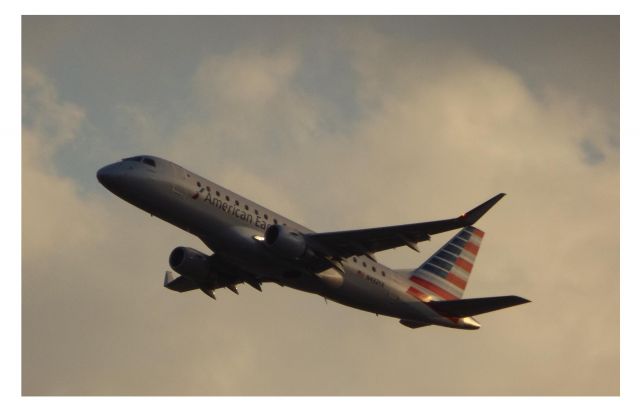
[225,196,229,201]
[245,204,249,210]
[235,200,239,206]
[362,262,366,267]
[353,257,357,262]
[274,219,278,224]
[142,158,156,167]
[372,266,376,272]
[197,181,201,187]
[206,186,210,192]
[216,191,220,197]
[255,209,259,215]
[382,271,386,277]
[264,214,269,220]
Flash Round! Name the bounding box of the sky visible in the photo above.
[21,16,619,396]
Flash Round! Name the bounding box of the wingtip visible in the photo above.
[163,270,174,287]
[489,192,507,203]
[461,193,507,225]
[506,295,531,306]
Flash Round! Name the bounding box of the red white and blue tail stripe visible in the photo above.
[407,226,484,301]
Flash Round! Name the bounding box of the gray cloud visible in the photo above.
[22,17,618,395]
[580,138,606,165]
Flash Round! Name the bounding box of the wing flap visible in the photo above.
[428,295,530,317]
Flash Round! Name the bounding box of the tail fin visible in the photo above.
[408,226,484,301]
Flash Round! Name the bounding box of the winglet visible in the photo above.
[164,271,174,287]
[459,193,506,226]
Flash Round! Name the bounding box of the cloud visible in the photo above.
[188,49,319,151]
[22,67,103,258]
[22,67,85,160]
[22,22,618,395]
[195,51,298,107]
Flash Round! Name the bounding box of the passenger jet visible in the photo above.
[97,155,529,330]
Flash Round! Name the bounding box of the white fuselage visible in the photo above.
[97,156,479,329]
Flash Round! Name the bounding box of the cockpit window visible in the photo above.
[142,158,156,167]
[123,156,155,167]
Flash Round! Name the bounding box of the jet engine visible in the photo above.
[264,224,307,259]
[169,246,212,282]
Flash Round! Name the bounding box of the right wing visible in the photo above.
[306,193,506,259]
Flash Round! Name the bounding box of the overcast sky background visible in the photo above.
[22,16,619,395]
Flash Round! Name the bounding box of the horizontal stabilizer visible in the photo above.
[428,295,530,317]
[399,319,431,329]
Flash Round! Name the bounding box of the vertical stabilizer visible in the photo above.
[408,226,484,301]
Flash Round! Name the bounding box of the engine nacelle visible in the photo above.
[169,246,211,282]
[264,224,307,259]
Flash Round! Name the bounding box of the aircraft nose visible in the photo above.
[96,163,122,189]
[96,165,111,185]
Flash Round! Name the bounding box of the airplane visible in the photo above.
[97,155,529,330]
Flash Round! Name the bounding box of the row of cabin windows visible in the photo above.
[352,257,386,276]
[195,181,283,224]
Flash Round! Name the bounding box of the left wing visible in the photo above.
[305,193,505,259]
[164,271,199,292]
